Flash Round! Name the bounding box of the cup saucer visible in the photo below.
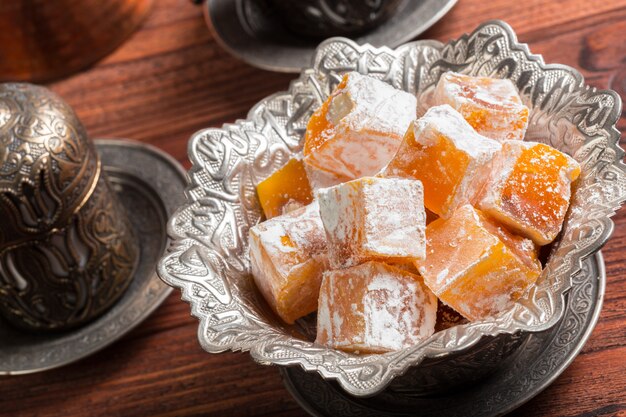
[0,139,186,375]
[204,0,457,72]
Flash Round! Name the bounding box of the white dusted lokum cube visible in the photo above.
[316,261,437,353]
[317,176,426,269]
[477,141,581,246]
[381,104,501,218]
[303,72,416,182]
[433,72,529,142]
[249,202,328,324]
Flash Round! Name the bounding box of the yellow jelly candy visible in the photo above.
[304,72,416,181]
[257,158,313,219]
[382,104,501,218]
[249,202,328,324]
[317,176,426,269]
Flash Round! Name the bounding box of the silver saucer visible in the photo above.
[281,252,605,417]
[205,0,457,72]
[0,139,187,375]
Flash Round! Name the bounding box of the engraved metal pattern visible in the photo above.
[158,21,626,397]
[0,139,185,374]
[280,252,605,416]
[0,175,138,330]
[0,84,139,331]
[0,84,99,244]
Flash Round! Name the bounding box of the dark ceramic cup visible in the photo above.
[267,0,404,39]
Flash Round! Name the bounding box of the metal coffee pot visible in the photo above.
[0,83,139,331]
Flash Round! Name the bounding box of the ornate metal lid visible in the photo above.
[0,83,100,247]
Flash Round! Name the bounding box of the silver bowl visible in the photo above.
[157,20,626,397]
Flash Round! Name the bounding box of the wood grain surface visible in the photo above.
[1,0,625,416]
[0,0,152,82]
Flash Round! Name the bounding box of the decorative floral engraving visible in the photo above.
[0,84,99,242]
[0,175,138,330]
[0,85,139,331]
[0,141,183,374]
[158,21,626,396]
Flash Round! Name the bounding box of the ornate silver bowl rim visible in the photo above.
[158,20,626,397]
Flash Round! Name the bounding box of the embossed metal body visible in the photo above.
[0,85,139,331]
[0,139,185,374]
[158,21,626,397]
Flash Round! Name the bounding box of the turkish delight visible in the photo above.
[317,177,426,269]
[304,72,416,181]
[316,261,437,353]
[434,72,529,142]
[382,104,501,218]
[249,202,328,323]
[415,205,541,321]
[477,141,580,245]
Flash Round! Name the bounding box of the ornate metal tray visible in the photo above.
[158,20,626,397]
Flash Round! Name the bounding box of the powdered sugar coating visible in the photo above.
[317,177,426,269]
[303,72,417,180]
[252,202,326,262]
[335,72,416,138]
[414,105,502,158]
[249,202,329,323]
[478,141,581,245]
[362,178,426,257]
[304,161,345,190]
[434,72,529,142]
[316,261,437,353]
[382,105,501,218]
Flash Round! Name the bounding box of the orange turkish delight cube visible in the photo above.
[303,72,416,181]
[317,176,426,269]
[381,104,501,218]
[415,205,542,321]
[477,141,581,245]
[249,202,328,324]
[257,158,313,219]
[316,261,437,353]
[434,72,529,142]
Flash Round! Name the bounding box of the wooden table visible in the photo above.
[2,0,625,416]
